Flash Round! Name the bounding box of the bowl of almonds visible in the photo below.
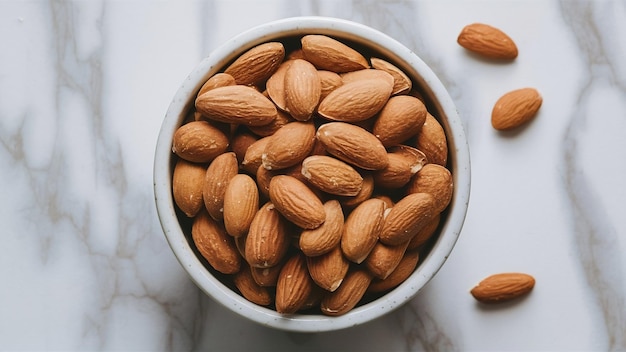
[154,16,470,332]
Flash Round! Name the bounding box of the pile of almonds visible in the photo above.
[171,34,454,315]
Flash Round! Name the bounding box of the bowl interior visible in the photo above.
[154,16,470,332]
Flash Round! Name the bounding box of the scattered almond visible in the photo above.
[457,23,518,60]
[470,273,536,304]
[491,88,542,130]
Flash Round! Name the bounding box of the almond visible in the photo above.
[317,70,343,100]
[306,245,350,292]
[370,58,412,95]
[379,193,436,246]
[230,131,258,165]
[373,152,420,189]
[340,68,394,87]
[262,121,316,170]
[407,164,453,213]
[198,72,236,96]
[265,60,291,111]
[338,173,375,209]
[241,136,271,175]
[491,88,542,130]
[368,249,420,293]
[172,158,206,218]
[301,155,363,196]
[223,174,259,237]
[365,240,410,280]
[284,59,321,121]
[245,202,290,268]
[195,85,278,126]
[299,200,344,257]
[233,264,273,306]
[224,42,285,86]
[407,212,441,250]
[203,152,239,221]
[373,95,427,147]
[301,35,369,73]
[275,253,315,314]
[320,268,373,316]
[414,113,448,166]
[268,175,326,229]
[172,120,230,163]
[248,110,293,137]
[457,23,518,60]
[191,210,242,274]
[317,78,393,122]
[470,273,536,304]
[251,262,283,287]
[341,198,386,264]
[316,122,389,170]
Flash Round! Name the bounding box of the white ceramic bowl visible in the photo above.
[154,16,470,332]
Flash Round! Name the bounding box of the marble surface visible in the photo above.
[1,0,625,350]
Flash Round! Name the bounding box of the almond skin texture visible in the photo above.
[203,152,239,221]
[268,175,326,229]
[301,155,363,196]
[223,174,259,237]
[306,245,350,292]
[470,273,536,304]
[339,173,375,209]
[248,109,293,137]
[317,122,389,170]
[265,60,291,111]
[414,113,448,166]
[457,23,518,60]
[245,202,290,268]
[191,210,242,274]
[317,70,343,100]
[299,200,344,257]
[365,240,410,280]
[275,253,315,314]
[172,121,230,163]
[195,85,278,126]
[491,88,543,130]
[373,152,420,189]
[301,35,369,73]
[230,131,258,165]
[241,136,271,175]
[317,79,393,122]
[262,121,316,170]
[320,269,373,316]
[198,72,236,96]
[340,69,394,87]
[407,163,454,213]
[373,95,427,147]
[368,249,420,293]
[224,42,285,86]
[341,198,386,264]
[172,159,206,218]
[370,57,412,95]
[284,59,321,121]
[251,262,283,287]
[408,213,441,250]
[379,193,437,246]
[233,264,273,306]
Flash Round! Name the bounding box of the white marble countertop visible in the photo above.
[2,0,625,351]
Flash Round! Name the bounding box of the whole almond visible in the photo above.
[195,85,278,126]
[172,159,206,218]
[251,262,283,287]
[320,269,373,316]
[172,120,230,163]
[301,155,363,196]
[370,58,412,95]
[224,42,285,86]
[373,152,420,189]
[414,113,448,166]
[379,193,436,246]
[198,72,236,96]
[306,246,350,292]
[245,202,290,268]
[192,210,242,274]
[241,136,271,175]
[317,122,389,170]
[373,95,427,147]
[407,212,441,250]
[265,60,291,111]
[284,59,321,121]
[317,79,393,122]
[368,249,420,293]
[262,121,316,170]
[407,164,453,213]
[301,34,369,73]
[299,200,344,257]
[365,240,410,280]
[491,88,542,130]
[223,174,259,237]
[317,70,343,100]
[233,264,273,306]
[457,23,518,60]
[203,152,239,221]
[470,273,536,304]
[275,253,315,314]
[341,198,386,264]
[269,175,326,229]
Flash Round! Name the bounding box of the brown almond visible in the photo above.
[265,60,291,111]
[262,121,316,170]
[370,58,412,95]
[203,152,239,221]
[373,95,427,147]
[191,210,241,274]
[491,88,542,130]
[241,136,271,175]
[365,240,410,280]
[407,164,453,213]
[340,69,394,87]
[368,249,420,292]
[268,175,326,229]
[320,268,373,316]
[233,264,273,306]
[414,113,448,166]
[172,120,230,163]
[317,70,343,100]
[230,131,258,165]
[317,79,393,122]
[299,200,344,257]
[223,174,259,237]
[198,72,236,96]
[373,152,420,189]
[251,262,283,287]
[457,23,518,60]
[301,35,369,73]
[407,212,441,250]
[379,193,437,245]
[245,202,290,268]
[248,110,293,137]
[470,273,536,304]
[301,155,363,196]
[224,42,285,85]
[284,59,321,121]
[172,158,206,218]
[306,246,350,292]
[275,253,314,314]
[316,122,389,170]
[195,85,278,126]
[341,198,386,264]
[338,173,375,209]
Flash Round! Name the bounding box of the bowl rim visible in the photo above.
[154,16,471,332]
